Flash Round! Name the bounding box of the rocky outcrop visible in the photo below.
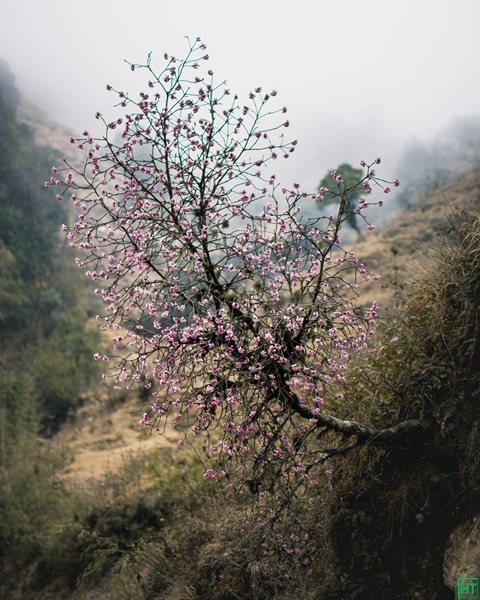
[444,513,480,593]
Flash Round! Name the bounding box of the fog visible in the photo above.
[2,0,480,193]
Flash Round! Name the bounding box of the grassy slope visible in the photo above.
[9,99,480,597]
[35,169,477,600]
[353,168,480,310]
[53,170,480,493]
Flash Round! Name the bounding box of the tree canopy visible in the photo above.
[318,162,366,235]
[55,38,418,520]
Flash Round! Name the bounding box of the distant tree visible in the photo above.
[55,38,421,521]
[318,163,365,235]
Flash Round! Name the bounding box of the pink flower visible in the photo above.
[56,40,393,526]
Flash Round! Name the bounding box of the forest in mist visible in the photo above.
[0,61,103,595]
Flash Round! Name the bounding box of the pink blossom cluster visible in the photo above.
[51,37,397,511]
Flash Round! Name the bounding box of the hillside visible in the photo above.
[354,167,480,308]
[31,165,476,600]
[54,168,480,486]
[5,95,480,599]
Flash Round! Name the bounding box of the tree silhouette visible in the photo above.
[318,162,365,235]
[54,38,422,518]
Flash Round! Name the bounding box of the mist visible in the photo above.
[1,0,480,213]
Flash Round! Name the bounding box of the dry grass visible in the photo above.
[350,168,480,311]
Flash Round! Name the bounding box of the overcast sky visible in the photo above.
[1,0,480,189]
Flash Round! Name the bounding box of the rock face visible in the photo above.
[444,514,480,593]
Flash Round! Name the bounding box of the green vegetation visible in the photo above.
[0,66,100,424]
[0,64,102,596]
[317,162,365,234]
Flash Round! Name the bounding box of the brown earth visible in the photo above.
[56,394,183,487]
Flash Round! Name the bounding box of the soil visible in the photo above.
[56,395,182,487]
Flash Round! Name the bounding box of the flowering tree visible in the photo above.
[318,163,366,235]
[51,38,422,512]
